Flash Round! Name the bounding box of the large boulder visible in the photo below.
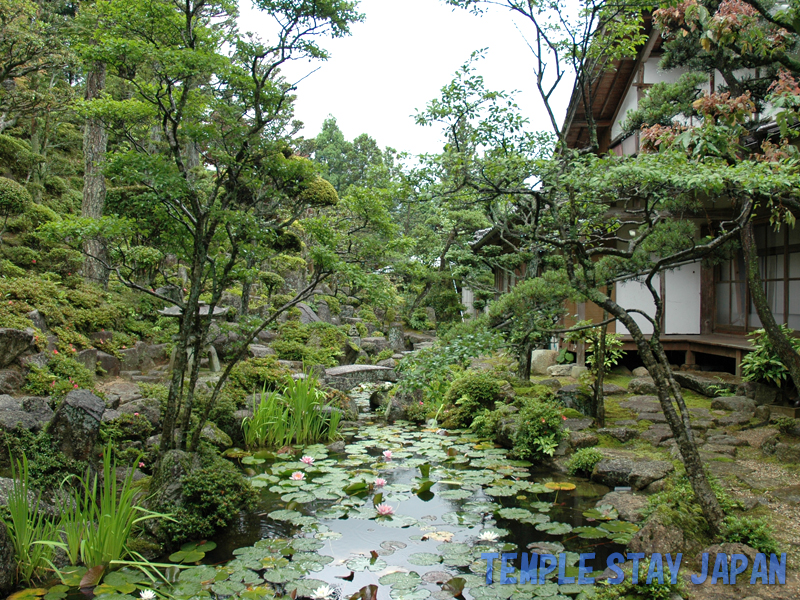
[200,423,233,450]
[96,351,121,377]
[628,377,658,395]
[360,337,389,355]
[672,371,737,397]
[0,369,23,394]
[547,364,574,377]
[0,395,53,432]
[118,397,161,427]
[531,350,558,376]
[591,457,674,491]
[296,302,321,324]
[0,521,15,594]
[75,348,98,372]
[46,389,105,461]
[711,395,756,413]
[627,514,685,555]
[385,387,423,423]
[0,328,36,367]
[597,490,648,522]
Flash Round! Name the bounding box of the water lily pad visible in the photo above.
[544,482,576,491]
[535,521,573,535]
[572,526,608,539]
[262,566,305,584]
[291,538,325,552]
[495,507,533,520]
[442,511,482,526]
[407,553,443,566]
[379,571,422,588]
[438,489,472,500]
[178,564,217,583]
[582,505,618,521]
[345,556,388,572]
[268,509,302,521]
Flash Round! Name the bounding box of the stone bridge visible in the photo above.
[323,364,397,391]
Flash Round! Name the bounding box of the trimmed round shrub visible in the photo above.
[300,177,338,206]
[0,177,31,219]
[228,356,291,394]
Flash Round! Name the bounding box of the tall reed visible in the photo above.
[59,444,171,569]
[1,454,59,585]
[241,373,342,448]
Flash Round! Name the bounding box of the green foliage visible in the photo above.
[24,352,95,397]
[375,348,393,362]
[0,428,87,491]
[242,373,340,448]
[100,413,155,465]
[322,294,341,315]
[395,323,502,400]
[407,308,434,331]
[440,370,501,428]
[556,348,575,364]
[58,444,170,569]
[741,326,800,387]
[643,473,739,542]
[0,176,31,219]
[0,453,59,585]
[470,405,514,440]
[721,515,780,555]
[228,356,291,395]
[271,339,341,367]
[622,72,707,133]
[775,416,798,435]
[160,447,257,544]
[593,562,683,600]
[564,320,624,373]
[512,396,568,461]
[0,274,129,336]
[566,447,603,475]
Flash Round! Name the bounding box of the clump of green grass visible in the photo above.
[242,372,341,448]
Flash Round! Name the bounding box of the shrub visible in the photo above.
[228,356,291,394]
[440,371,502,428]
[741,325,800,387]
[593,562,683,600]
[271,340,340,367]
[567,447,603,475]
[323,295,341,315]
[775,416,798,435]
[642,474,739,542]
[512,398,568,461]
[407,308,434,330]
[24,352,95,397]
[0,428,87,491]
[722,515,780,554]
[160,448,257,545]
[376,349,394,362]
[0,176,31,222]
[100,413,155,465]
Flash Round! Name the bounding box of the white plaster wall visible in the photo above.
[615,276,659,335]
[664,262,701,334]
[611,86,640,140]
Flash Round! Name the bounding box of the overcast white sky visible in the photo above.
[240,0,574,156]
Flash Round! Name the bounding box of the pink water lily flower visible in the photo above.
[374,477,387,487]
[376,503,394,516]
[382,450,392,460]
[290,471,305,481]
[301,456,315,465]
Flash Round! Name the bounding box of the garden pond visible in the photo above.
[40,413,639,600]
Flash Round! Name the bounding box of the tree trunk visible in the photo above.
[81,62,109,286]
[593,320,607,428]
[592,291,724,535]
[741,220,800,393]
[518,341,533,380]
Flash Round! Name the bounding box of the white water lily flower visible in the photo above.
[290,471,305,481]
[478,530,499,542]
[140,591,157,600]
[311,584,335,599]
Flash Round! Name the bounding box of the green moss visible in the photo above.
[0,176,31,218]
[300,177,338,206]
[0,427,87,492]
